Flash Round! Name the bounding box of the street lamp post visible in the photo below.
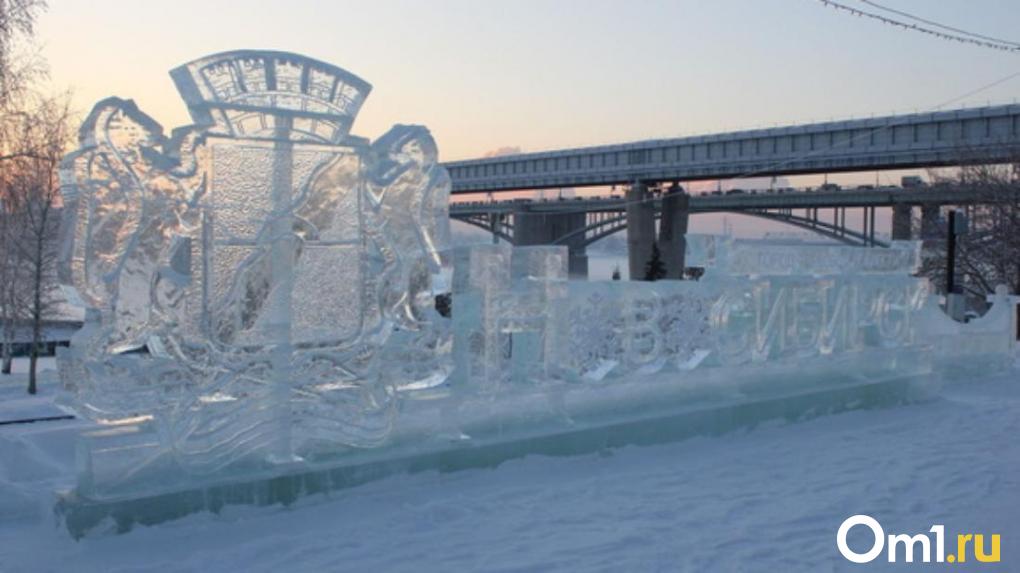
[945,209,968,321]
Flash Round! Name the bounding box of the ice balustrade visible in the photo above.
[55,51,1017,507]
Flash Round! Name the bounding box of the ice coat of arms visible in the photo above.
[57,51,452,472]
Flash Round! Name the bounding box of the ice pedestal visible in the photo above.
[59,345,935,538]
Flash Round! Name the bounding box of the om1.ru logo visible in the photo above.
[837,515,1000,564]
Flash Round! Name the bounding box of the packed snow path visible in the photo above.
[0,365,1017,572]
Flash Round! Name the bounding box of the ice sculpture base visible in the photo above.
[58,348,933,538]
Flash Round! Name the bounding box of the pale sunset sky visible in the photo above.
[37,0,1019,161]
[33,0,1020,237]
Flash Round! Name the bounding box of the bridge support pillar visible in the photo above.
[626,181,656,281]
[488,214,501,244]
[513,210,588,279]
[658,185,689,279]
[891,204,912,240]
[568,247,588,279]
[920,204,941,241]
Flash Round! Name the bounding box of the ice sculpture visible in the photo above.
[54,52,1018,536]
[457,238,932,383]
[58,51,452,473]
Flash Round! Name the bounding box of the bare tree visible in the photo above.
[0,0,53,384]
[3,94,70,393]
[920,150,1020,300]
[0,160,27,374]
[0,0,46,109]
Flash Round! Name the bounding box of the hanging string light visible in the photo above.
[815,0,1020,53]
[858,0,1020,49]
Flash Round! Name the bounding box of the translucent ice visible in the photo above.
[59,51,452,474]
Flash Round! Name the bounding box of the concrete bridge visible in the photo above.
[450,184,1020,278]
[442,104,1020,194]
[443,103,1020,279]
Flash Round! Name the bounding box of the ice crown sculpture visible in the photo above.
[169,50,372,143]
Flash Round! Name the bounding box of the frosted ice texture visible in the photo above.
[446,239,944,384]
[451,244,513,393]
[686,235,921,276]
[59,51,452,472]
[448,245,569,391]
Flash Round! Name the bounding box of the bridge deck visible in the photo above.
[443,104,1020,193]
[449,185,1019,216]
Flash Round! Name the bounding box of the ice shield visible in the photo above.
[204,139,370,349]
[57,51,452,471]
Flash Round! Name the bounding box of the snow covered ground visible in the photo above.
[0,359,1017,572]
[1,356,56,376]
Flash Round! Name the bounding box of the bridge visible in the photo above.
[443,104,1020,194]
[450,184,1020,278]
[442,103,1020,279]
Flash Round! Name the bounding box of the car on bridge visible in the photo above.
[901,175,925,188]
